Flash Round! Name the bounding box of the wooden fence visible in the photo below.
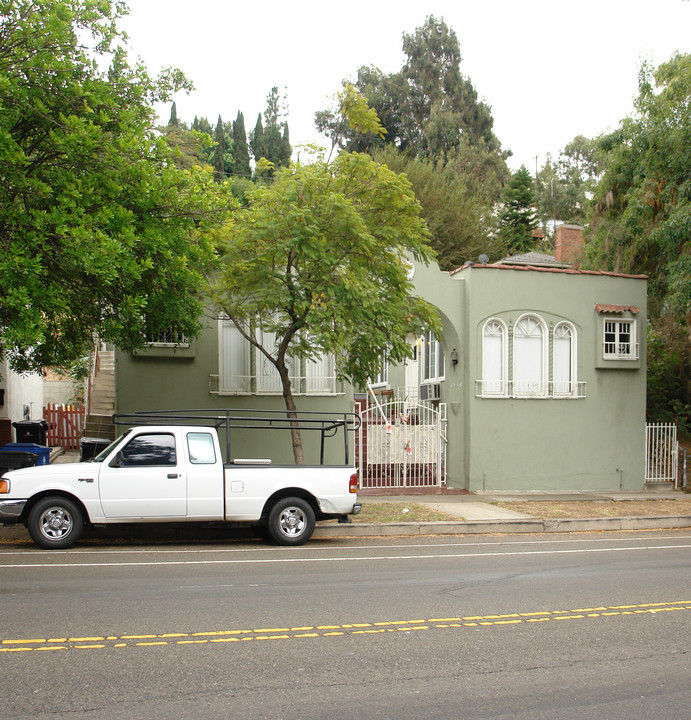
[44,404,86,450]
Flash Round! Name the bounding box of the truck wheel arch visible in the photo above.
[261,488,319,520]
[22,491,90,527]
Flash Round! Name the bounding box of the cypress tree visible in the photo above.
[213,114,225,182]
[168,101,179,127]
[249,113,265,162]
[232,111,251,177]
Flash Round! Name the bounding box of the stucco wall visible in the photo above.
[115,319,356,465]
[458,266,647,491]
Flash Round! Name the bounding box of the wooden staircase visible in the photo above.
[84,350,116,440]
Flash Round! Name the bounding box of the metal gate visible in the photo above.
[356,398,447,489]
[645,423,679,486]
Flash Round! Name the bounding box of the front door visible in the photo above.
[99,432,186,518]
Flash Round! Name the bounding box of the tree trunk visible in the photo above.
[279,366,304,465]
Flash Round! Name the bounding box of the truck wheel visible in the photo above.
[267,497,315,546]
[27,497,84,549]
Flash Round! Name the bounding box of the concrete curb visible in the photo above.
[4,515,691,543]
[313,515,691,538]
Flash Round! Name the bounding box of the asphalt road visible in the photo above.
[1,530,690,719]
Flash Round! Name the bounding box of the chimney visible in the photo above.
[555,224,584,264]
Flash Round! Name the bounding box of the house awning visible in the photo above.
[595,304,640,314]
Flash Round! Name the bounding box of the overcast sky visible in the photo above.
[120,0,690,171]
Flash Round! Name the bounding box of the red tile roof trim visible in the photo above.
[594,304,640,314]
[449,264,648,280]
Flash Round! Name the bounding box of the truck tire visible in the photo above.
[267,497,315,546]
[27,496,84,549]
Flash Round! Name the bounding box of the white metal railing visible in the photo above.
[475,380,587,398]
[145,328,190,347]
[209,372,337,396]
[646,423,679,486]
[603,342,640,360]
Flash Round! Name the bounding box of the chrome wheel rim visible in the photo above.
[39,507,73,540]
[278,506,306,537]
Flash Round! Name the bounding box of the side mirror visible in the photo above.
[109,452,125,469]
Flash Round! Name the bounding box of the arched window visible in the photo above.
[513,315,547,396]
[553,323,576,395]
[482,319,507,395]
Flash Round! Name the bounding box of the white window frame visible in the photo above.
[421,330,445,383]
[219,319,251,393]
[512,314,548,397]
[603,318,638,360]
[369,353,389,389]
[552,322,577,396]
[481,318,508,396]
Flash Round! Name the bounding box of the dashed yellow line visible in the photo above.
[2,601,689,654]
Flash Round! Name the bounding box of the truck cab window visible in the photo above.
[187,432,216,464]
[118,434,177,467]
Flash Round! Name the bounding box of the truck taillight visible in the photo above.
[0,479,9,494]
[349,472,358,494]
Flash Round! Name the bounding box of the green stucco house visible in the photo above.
[115,227,648,492]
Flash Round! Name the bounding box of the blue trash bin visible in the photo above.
[1,443,51,465]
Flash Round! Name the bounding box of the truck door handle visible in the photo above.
[167,473,180,479]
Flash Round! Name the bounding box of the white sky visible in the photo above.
[120,0,690,171]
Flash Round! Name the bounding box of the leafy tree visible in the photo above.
[209,89,439,463]
[535,136,598,232]
[316,16,506,161]
[374,146,505,269]
[232,111,251,177]
[0,0,221,372]
[585,53,691,425]
[498,166,538,254]
[314,16,510,269]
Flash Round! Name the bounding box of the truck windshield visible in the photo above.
[91,431,132,462]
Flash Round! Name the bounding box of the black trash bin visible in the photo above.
[13,419,49,445]
[80,437,112,462]
[0,449,39,473]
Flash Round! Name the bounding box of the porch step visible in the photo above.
[84,414,116,440]
[645,482,675,493]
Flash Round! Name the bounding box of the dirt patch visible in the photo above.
[494,499,691,519]
[353,502,458,523]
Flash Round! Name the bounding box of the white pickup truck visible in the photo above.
[0,409,361,549]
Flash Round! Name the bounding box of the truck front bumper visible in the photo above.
[0,499,27,524]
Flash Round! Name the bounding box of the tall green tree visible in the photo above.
[316,16,506,161]
[499,166,538,254]
[535,136,598,232]
[249,113,266,164]
[374,146,505,269]
[585,53,691,426]
[314,16,510,269]
[209,88,439,463]
[0,0,220,372]
[232,111,251,177]
[213,114,225,182]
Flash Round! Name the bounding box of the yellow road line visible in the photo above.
[2,601,689,654]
